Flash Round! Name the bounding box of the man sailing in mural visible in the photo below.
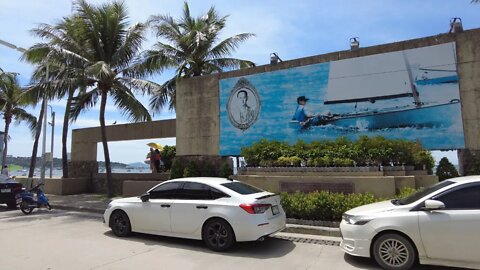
[292,96,335,128]
[292,96,313,125]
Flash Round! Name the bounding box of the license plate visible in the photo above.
[1,188,11,193]
[271,205,279,215]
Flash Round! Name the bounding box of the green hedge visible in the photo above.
[241,136,434,172]
[280,187,417,221]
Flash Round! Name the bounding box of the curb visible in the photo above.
[50,204,342,238]
[284,224,341,237]
[50,204,105,215]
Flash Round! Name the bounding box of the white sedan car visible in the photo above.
[340,176,480,270]
[104,177,286,251]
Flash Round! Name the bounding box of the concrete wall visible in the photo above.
[44,178,90,195]
[176,76,220,156]
[91,173,169,195]
[122,180,163,197]
[233,175,437,198]
[69,119,176,177]
[175,29,480,160]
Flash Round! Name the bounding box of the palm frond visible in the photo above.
[112,22,146,69]
[208,33,255,59]
[111,82,152,122]
[149,76,176,112]
[69,88,100,122]
[11,107,37,135]
[118,77,162,96]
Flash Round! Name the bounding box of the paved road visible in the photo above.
[0,206,462,270]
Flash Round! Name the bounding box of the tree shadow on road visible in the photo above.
[103,230,296,259]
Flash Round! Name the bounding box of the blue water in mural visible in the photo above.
[219,45,465,156]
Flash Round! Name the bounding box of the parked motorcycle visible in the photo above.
[19,183,51,215]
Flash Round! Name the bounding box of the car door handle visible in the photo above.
[196,205,208,209]
[161,204,170,208]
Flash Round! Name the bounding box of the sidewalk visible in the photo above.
[46,193,342,242]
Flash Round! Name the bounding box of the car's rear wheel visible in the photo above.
[202,218,235,252]
[110,210,131,237]
[372,233,416,270]
[20,201,33,215]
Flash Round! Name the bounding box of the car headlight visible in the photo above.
[106,203,113,209]
[342,214,374,225]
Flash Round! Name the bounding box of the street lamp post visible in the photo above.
[48,105,55,178]
[39,65,49,184]
[0,38,49,184]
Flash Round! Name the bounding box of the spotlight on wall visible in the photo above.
[270,53,283,65]
[450,18,463,34]
[350,37,360,51]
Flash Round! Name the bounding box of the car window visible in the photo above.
[210,187,229,199]
[177,182,211,200]
[176,182,229,200]
[399,180,454,205]
[149,182,183,199]
[221,182,264,195]
[433,184,480,210]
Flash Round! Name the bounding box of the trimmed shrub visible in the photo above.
[275,156,302,167]
[183,161,200,177]
[160,145,176,170]
[219,163,233,178]
[170,159,184,179]
[280,187,419,221]
[436,157,459,181]
[241,137,434,173]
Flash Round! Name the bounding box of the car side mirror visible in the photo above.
[423,199,445,210]
[140,193,150,202]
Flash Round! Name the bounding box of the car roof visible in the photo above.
[166,177,233,186]
[448,175,480,184]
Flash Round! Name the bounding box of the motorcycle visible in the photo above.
[19,183,51,215]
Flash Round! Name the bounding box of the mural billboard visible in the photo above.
[219,42,464,156]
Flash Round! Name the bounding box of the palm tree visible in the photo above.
[136,2,255,111]
[0,69,37,167]
[65,0,159,196]
[24,15,91,178]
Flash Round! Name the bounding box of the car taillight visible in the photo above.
[239,203,272,214]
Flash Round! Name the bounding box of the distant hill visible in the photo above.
[5,156,128,169]
[126,162,149,169]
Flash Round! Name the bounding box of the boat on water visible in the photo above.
[291,99,460,130]
[291,45,461,131]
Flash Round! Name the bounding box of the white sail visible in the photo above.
[325,42,457,104]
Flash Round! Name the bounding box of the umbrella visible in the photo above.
[147,142,163,150]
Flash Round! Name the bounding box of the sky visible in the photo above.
[0,0,479,164]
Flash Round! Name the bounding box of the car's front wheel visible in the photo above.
[372,233,416,270]
[110,210,131,237]
[202,218,235,252]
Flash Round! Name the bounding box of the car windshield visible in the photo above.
[397,180,455,205]
[221,182,264,195]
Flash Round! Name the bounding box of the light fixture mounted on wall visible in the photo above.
[350,37,360,51]
[270,53,283,65]
[450,18,463,34]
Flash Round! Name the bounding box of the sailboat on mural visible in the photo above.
[291,44,461,130]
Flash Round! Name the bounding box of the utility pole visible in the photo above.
[48,105,55,178]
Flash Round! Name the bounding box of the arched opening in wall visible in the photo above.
[96,138,176,173]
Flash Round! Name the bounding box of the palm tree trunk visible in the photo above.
[99,89,113,197]
[62,89,74,178]
[2,115,11,168]
[28,99,46,178]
